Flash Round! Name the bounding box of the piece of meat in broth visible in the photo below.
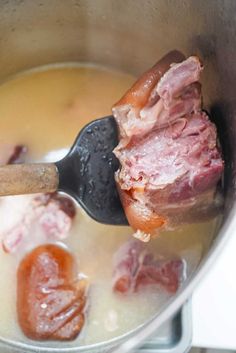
[0,143,76,253]
[2,193,76,253]
[0,144,27,165]
[112,239,183,294]
[17,244,86,340]
[34,193,76,240]
[113,51,224,240]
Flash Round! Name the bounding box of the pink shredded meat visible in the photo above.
[113,239,183,294]
[113,51,224,239]
[0,142,76,253]
[2,193,76,253]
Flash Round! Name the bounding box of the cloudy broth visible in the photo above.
[0,64,219,347]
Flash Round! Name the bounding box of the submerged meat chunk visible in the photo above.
[33,193,76,219]
[0,144,27,165]
[113,239,183,294]
[34,193,76,240]
[113,51,224,238]
[0,143,76,254]
[2,193,76,253]
[17,244,86,341]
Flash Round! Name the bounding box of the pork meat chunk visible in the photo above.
[113,51,224,238]
[17,244,86,340]
[0,144,27,165]
[2,193,76,253]
[112,239,183,294]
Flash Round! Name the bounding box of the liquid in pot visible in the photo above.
[0,64,219,347]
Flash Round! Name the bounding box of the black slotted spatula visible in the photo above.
[0,116,128,225]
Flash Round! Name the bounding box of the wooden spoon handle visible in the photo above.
[0,163,58,196]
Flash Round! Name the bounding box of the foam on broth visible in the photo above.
[0,64,219,347]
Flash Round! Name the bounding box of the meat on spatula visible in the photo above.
[113,51,224,241]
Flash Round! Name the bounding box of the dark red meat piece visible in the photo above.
[8,145,27,164]
[0,143,27,165]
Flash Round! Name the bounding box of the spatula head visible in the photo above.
[56,116,128,225]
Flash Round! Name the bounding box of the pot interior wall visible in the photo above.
[0,1,234,205]
[0,0,235,350]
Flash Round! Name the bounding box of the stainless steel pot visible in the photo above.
[0,0,235,352]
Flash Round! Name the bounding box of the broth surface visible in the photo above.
[0,64,218,347]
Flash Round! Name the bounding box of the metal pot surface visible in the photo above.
[0,1,235,352]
